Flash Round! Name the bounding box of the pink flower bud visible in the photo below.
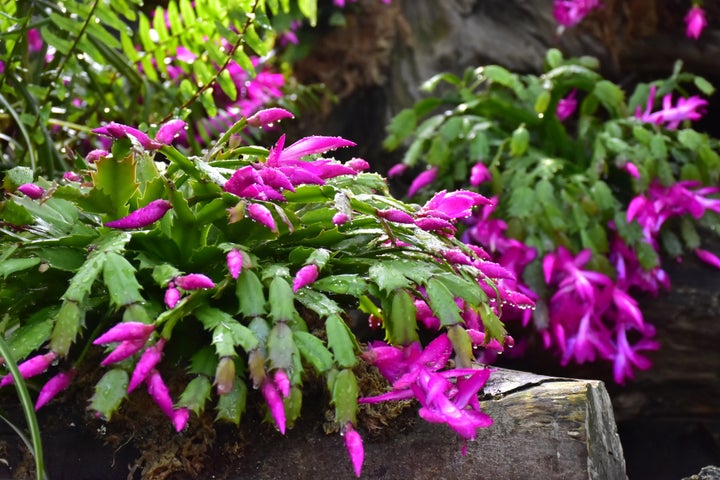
[247,108,295,128]
[346,158,370,172]
[172,407,190,432]
[226,249,243,279]
[100,338,147,366]
[93,322,155,345]
[407,167,438,197]
[128,339,165,393]
[174,273,215,290]
[164,286,181,308]
[104,199,172,229]
[624,162,640,178]
[63,171,82,182]
[0,351,57,387]
[17,183,44,199]
[292,264,319,292]
[332,212,349,225]
[261,379,286,434]
[247,203,277,232]
[85,149,109,163]
[387,163,408,177]
[273,369,290,398]
[35,369,75,410]
[214,356,236,396]
[377,209,415,224]
[414,217,455,232]
[153,119,186,145]
[343,423,364,478]
[146,369,174,418]
[469,162,491,186]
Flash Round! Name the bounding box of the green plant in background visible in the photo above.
[385,48,720,383]
[0,0,317,176]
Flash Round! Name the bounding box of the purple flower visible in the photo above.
[227,249,244,279]
[146,369,174,419]
[695,248,720,269]
[469,162,491,187]
[247,108,295,128]
[104,199,172,229]
[293,264,319,292]
[93,119,187,150]
[377,209,415,224]
[635,86,707,130]
[553,0,601,28]
[0,352,57,388]
[612,326,659,384]
[99,338,147,366]
[35,369,75,410]
[164,286,181,309]
[347,158,370,172]
[685,6,707,40]
[261,378,286,434]
[343,423,364,478]
[247,203,277,232]
[128,339,165,393]
[85,149,109,163]
[420,190,492,220]
[175,273,215,290]
[94,322,155,345]
[153,119,186,145]
[623,162,640,178]
[359,334,493,441]
[63,171,82,182]
[277,135,356,163]
[172,407,190,432]
[556,89,578,121]
[17,183,44,199]
[407,167,438,197]
[273,369,291,398]
[27,29,43,53]
[387,163,408,177]
[332,212,349,225]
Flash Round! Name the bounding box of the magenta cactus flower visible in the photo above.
[99,338,148,366]
[247,108,295,127]
[104,199,172,229]
[94,322,155,345]
[93,119,187,150]
[128,339,166,393]
[226,249,244,279]
[0,351,58,388]
[35,369,76,410]
[17,183,44,199]
[164,285,181,309]
[635,85,707,130]
[174,273,215,290]
[556,89,578,121]
[553,0,602,28]
[332,212,349,225]
[377,209,415,224]
[172,407,190,432]
[273,369,290,398]
[85,149,109,163]
[387,163,408,177]
[420,190,492,220]
[407,167,438,197]
[261,378,286,434]
[63,171,82,182]
[247,203,277,232]
[293,264,319,292]
[146,369,175,419]
[469,162,491,187]
[277,135,356,163]
[343,423,365,478]
[685,5,707,40]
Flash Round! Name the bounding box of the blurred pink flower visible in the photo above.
[556,89,578,121]
[685,6,707,40]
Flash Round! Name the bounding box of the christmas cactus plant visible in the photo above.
[0,108,528,477]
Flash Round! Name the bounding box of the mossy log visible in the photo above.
[230,368,626,480]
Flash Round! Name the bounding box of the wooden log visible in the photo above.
[227,368,626,480]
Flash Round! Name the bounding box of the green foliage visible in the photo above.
[0,0,315,175]
[386,49,720,292]
[0,113,503,435]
